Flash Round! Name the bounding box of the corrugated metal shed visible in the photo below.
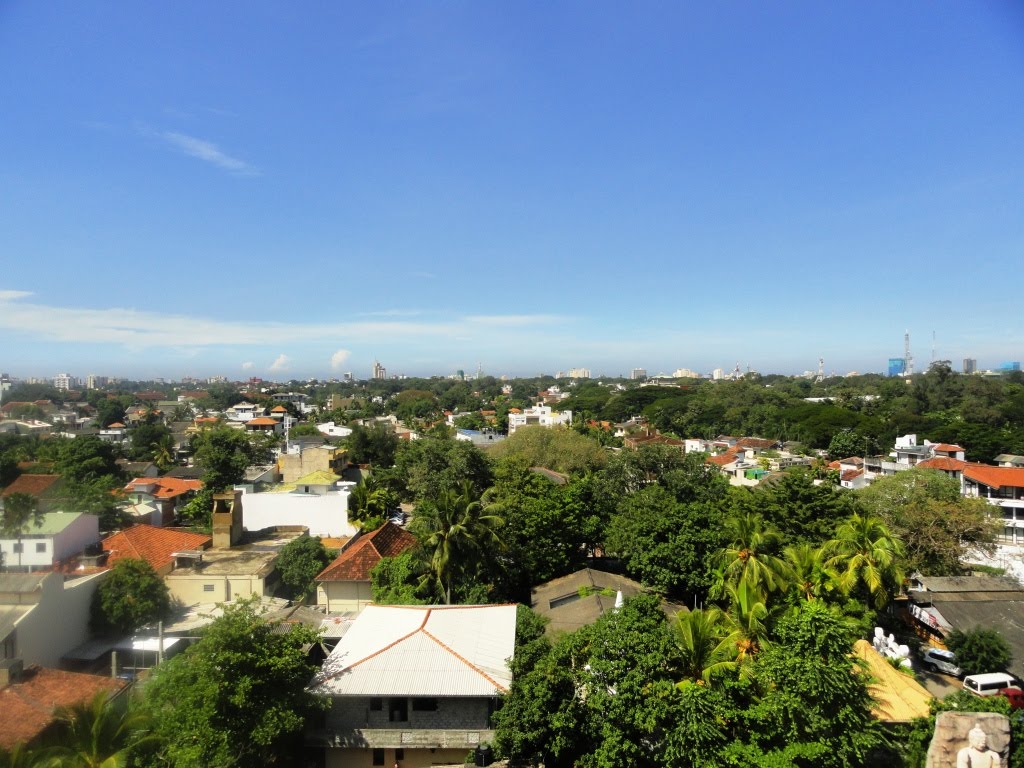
[313,604,516,697]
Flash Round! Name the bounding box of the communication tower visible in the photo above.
[904,331,914,377]
[815,358,824,383]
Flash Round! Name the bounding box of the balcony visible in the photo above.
[308,727,494,750]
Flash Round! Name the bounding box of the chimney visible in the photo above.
[211,490,243,549]
[0,658,24,686]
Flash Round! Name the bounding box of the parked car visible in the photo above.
[998,686,1024,710]
[963,672,1017,697]
[920,647,963,677]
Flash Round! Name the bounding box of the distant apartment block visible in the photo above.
[51,373,75,391]
[85,375,109,389]
[963,358,977,375]
[630,368,647,380]
[372,361,387,380]
[567,367,590,378]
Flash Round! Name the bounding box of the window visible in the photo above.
[35,543,46,553]
[412,697,438,712]
[371,749,385,766]
[12,543,22,554]
[395,749,404,761]
[369,697,382,711]
[203,584,215,592]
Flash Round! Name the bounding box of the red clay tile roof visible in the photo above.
[917,457,969,472]
[707,451,738,467]
[736,437,777,450]
[317,522,417,582]
[106,422,126,428]
[247,417,278,426]
[125,477,203,499]
[1,474,61,498]
[963,464,1024,491]
[270,405,288,413]
[102,524,211,572]
[0,666,126,749]
[932,443,964,453]
[841,469,864,482]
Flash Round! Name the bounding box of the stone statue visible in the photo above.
[957,723,1001,768]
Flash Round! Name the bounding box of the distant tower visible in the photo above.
[476,362,483,380]
[904,331,914,377]
[815,358,824,384]
[931,330,936,365]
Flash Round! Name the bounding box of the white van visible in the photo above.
[963,672,1017,697]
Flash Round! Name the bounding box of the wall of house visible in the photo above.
[239,489,356,538]
[328,696,492,732]
[325,747,468,768]
[317,581,372,613]
[164,573,266,605]
[53,514,101,563]
[13,572,106,667]
[0,514,99,570]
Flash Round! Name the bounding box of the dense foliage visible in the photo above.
[275,534,331,599]
[946,627,1013,676]
[90,557,170,635]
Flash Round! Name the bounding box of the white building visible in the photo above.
[52,373,75,391]
[507,402,573,435]
[0,512,100,572]
[225,402,260,422]
[630,368,647,380]
[316,422,353,439]
[310,604,516,768]
[0,571,108,668]
[237,473,358,538]
[567,367,590,379]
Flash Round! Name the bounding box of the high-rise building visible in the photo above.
[712,368,724,381]
[86,374,109,389]
[888,358,907,378]
[52,373,75,390]
[999,361,1021,372]
[372,361,387,380]
[567,367,591,379]
[630,368,647,380]
[963,358,977,375]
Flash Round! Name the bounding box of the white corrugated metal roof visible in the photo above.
[312,604,516,697]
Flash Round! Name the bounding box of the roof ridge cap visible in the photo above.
[421,626,507,693]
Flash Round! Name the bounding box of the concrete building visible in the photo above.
[0,512,99,572]
[963,358,977,375]
[315,522,417,612]
[310,604,516,768]
[279,445,347,484]
[372,361,387,380]
[630,368,647,380]
[0,571,108,668]
[507,402,572,435]
[51,373,74,391]
[238,473,357,538]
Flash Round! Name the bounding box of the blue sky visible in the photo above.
[1,2,1022,380]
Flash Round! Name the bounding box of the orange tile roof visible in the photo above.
[317,522,417,582]
[917,457,969,472]
[707,450,739,467]
[932,443,964,453]
[0,666,126,749]
[247,417,278,426]
[125,477,203,499]
[963,464,1024,490]
[1,474,61,498]
[270,405,288,412]
[841,469,864,482]
[102,524,211,572]
[736,437,777,450]
[106,422,126,428]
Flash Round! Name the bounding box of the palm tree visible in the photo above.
[711,512,788,599]
[414,481,504,604]
[721,579,772,663]
[49,691,157,768]
[0,744,57,768]
[782,543,841,603]
[824,513,905,609]
[150,434,175,472]
[672,607,737,685]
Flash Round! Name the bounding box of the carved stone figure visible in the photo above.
[957,723,1000,768]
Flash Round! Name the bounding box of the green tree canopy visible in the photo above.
[858,468,997,575]
[487,425,607,476]
[275,534,330,599]
[91,558,170,635]
[191,426,257,491]
[142,599,327,768]
[946,626,1013,676]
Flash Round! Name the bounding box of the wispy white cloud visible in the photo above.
[0,291,573,352]
[241,361,254,370]
[330,349,351,370]
[269,354,290,372]
[158,130,259,176]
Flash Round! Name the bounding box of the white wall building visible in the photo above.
[507,402,573,435]
[316,422,353,439]
[0,512,100,572]
[237,478,358,538]
[0,571,108,668]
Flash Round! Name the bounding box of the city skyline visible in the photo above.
[2,4,1022,379]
